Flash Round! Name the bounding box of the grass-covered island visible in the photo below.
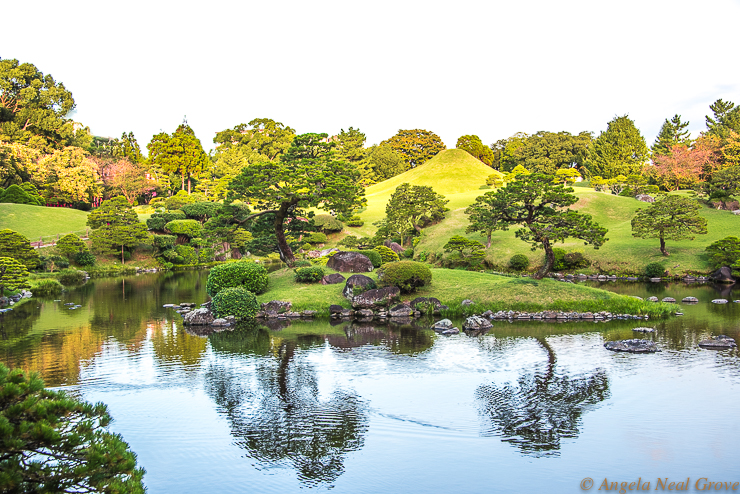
[256,266,674,318]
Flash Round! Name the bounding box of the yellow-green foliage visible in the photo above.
[376,260,432,293]
[374,245,399,263]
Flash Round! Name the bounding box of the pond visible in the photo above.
[1,271,739,493]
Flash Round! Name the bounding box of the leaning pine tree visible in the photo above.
[464,173,608,279]
[226,133,364,266]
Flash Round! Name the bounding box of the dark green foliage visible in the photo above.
[74,251,96,266]
[498,131,592,175]
[705,99,740,140]
[38,254,69,271]
[56,233,87,258]
[632,195,708,256]
[164,219,202,238]
[87,198,150,263]
[182,201,221,223]
[294,266,325,283]
[58,269,86,286]
[705,236,740,269]
[0,229,39,270]
[0,257,30,294]
[206,261,268,297]
[213,118,295,160]
[704,166,740,200]
[339,236,374,250]
[211,287,259,319]
[402,248,415,259]
[294,260,312,267]
[353,250,382,268]
[313,214,344,233]
[0,364,146,493]
[122,251,131,261]
[385,183,449,246]
[1,184,42,205]
[644,262,666,278]
[152,234,177,252]
[443,235,486,269]
[563,252,590,269]
[585,115,649,179]
[376,261,432,293]
[457,135,494,166]
[652,115,692,156]
[365,144,406,182]
[374,245,400,263]
[146,210,186,231]
[148,124,209,193]
[174,245,198,265]
[306,232,328,244]
[243,235,302,257]
[509,254,530,271]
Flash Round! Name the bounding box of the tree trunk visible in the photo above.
[187,176,191,194]
[535,239,554,279]
[660,235,669,256]
[181,172,185,190]
[121,245,125,264]
[274,202,297,267]
[486,233,492,249]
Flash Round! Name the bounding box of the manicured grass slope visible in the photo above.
[0,203,89,240]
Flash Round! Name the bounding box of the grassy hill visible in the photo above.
[352,149,503,236]
[0,203,90,241]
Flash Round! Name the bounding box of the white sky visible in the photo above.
[4,0,740,153]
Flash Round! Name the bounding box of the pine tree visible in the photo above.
[651,114,691,156]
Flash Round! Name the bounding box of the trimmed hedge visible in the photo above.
[294,266,325,283]
[376,261,432,294]
[74,251,96,266]
[509,254,530,271]
[165,219,202,238]
[211,286,259,319]
[313,214,344,232]
[644,262,665,278]
[206,261,268,297]
[146,211,187,231]
[56,234,87,258]
[374,245,399,264]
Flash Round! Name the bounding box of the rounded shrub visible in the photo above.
[306,232,328,244]
[354,250,382,268]
[402,248,414,259]
[301,242,312,252]
[509,254,530,271]
[146,211,186,231]
[552,248,567,271]
[294,266,325,283]
[211,286,259,319]
[174,245,198,265]
[376,260,432,293]
[644,262,665,278]
[313,214,344,233]
[206,261,268,297]
[56,234,87,258]
[164,219,202,239]
[345,215,364,227]
[74,251,96,266]
[374,245,400,264]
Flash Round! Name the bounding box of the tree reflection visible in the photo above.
[476,337,609,456]
[206,324,368,487]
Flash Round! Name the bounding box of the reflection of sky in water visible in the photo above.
[2,272,739,493]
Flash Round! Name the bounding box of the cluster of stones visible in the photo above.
[482,310,648,321]
[698,335,737,349]
[641,296,739,304]
[604,333,737,354]
[255,300,317,319]
[552,273,711,283]
[0,290,32,310]
[164,302,235,327]
[64,302,82,310]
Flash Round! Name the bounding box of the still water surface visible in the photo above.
[1,272,739,493]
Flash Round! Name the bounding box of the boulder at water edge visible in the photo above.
[183,308,215,326]
[261,300,292,314]
[327,251,374,273]
[352,287,400,309]
[710,266,736,284]
[698,335,737,349]
[343,274,376,300]
[604,339,660,353]
[462,315,493,331]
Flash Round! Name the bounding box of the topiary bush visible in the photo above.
[509,254,530,271]
[354,250,382,268]
[56,234,88,258]
[374,245,400,264]
[345,215,364,227]
[294,266,325,283]
[181,202,221,223]
[552,248,567,271]
[306,232,328,244]
[644,262,665,278]
[74,251,96,266]
[152,234,177,252]
[376,261,432,293]
[146,211,187,231]
[206,261,268,297]
[165,190,196,211]
[313,214,344,233]
[164,220,202,239]
[174,245,198,265]
[211,286,259,319]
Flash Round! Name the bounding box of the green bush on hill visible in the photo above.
[56,234,87,258]
[0,229,40,270]
[353,250,382,268]
[705,236,740,269]
[509,254,530,271]
[212,287,259,319]
[206,261,268,297]
[644,262,665,278]
[146,211,186,231]
[313,214,344,233]
[306,232,328,244]
[1,184,43,206]
[374,245,399,264]
[376,260,432,293]
[294,266,324,283]
[165,219,202,239]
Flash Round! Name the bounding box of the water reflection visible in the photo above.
[206,323,368,487]
[476,337,610,456]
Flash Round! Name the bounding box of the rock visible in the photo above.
[183,307,215,326]
[462,315,493,331]
[649,278,662,282]
[388,304,413,317]
[710,266,736,284]
[211,318,230,327]
[352,287,400,309]
[431,319,454,330]
[388,242,404,254]
[681,297,699,303]
[409,297,443,314]
[340,309,354,318]
[343,274,376,300]
[698,335,737,349]
[661,297,676,303]
[163,304,177,308]
[356,309,374,318]
[461,299,474,306]
[327,251,374,273]
[319,248,339,257]
[632,327,655,333]
[329,305,344,315]
[261,300,292,314]
[300,310,317,318]
[180,303,196,308]
[440,328,460,335]
[712,299,728,304]
[321,273,346,285]
[604,339,660,353]
[647,296,659,302]
[635,194,655,203]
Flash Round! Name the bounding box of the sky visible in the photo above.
[4,0,740,153]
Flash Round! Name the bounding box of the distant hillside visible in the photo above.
[0,203,90,241]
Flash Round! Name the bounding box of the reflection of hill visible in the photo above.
[476,337,609,456]
[204,339,368,487]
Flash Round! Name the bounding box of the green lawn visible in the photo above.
[0,203,90,241]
